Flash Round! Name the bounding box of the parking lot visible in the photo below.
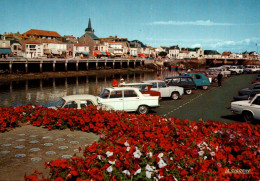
[153,73,258,123]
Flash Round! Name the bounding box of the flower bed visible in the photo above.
[1,106,260,180]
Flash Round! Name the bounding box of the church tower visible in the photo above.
[85,18,94,33]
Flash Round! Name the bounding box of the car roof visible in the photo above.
[142,80,165,83]
[123,82,152,86]
[62,94,97,101]
[104,87,141,91]
[164,76,192,79]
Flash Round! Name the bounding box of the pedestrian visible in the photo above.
[120,78,125,86]
[112,77,118,87]
[217,72,223,87]
[157,74,161,80]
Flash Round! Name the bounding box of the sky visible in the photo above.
[1,0,260,53]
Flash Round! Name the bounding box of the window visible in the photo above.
[180,78,188,82]
[80,100,94,108]
[124,90,138,97]
[253,85,260,89]
[252,96,260,105]
[64,101,77,108]
[29,45,36,49]
[152,83,157,88]
[158,82,167,88]
[172,78,180,83]
[110,91,122,98]
[195,75,201,79]
[188,78,193,82]
[99,89,110,98]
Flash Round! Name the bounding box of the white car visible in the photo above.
[229,66,243,74]
[98,87,160,114]
[244,65,259,73]
[143,80,184,100]
[49,94,112,110]
[230,94,260,122]
[208,67,231,77]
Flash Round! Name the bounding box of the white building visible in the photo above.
[40,39,67,57]
[73,43,90,58]
[168,46,180,59]
[23,40,43,58]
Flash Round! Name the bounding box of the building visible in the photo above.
[23,29,62,41]
[10,40,23,57]
[73,43,90,58]
[168,45,180,59]
[204,50,221,58]
[23,40,43,59]
[0,36,12,58]
[78,18,100,56]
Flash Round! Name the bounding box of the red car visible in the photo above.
[251,77,260,84]
[121,83,161,99]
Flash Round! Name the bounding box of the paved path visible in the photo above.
[153,74,257,123]
[0,125,98,180]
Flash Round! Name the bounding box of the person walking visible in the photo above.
[217,72,223,87]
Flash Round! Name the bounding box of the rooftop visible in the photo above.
[23,29,62,38]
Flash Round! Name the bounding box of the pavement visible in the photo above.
[0,125,98,180]
[153,73,258,123]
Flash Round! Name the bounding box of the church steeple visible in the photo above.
[85,18,94,33]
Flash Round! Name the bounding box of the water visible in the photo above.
[0,71,180,107]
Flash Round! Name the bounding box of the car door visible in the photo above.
[250,96,260,120]
[123,90,139,111]
[107,90,124,111]
[158,82,169,97]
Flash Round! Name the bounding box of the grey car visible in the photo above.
[238,83,260,96]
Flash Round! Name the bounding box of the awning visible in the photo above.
[93,51,102,56]
[0,48,12,54]
[106,52,110,56]
[110,53,115,56]
[75,52,81,54]
[101,51,107,56]
[83,52,90,55]
[44,50,51,54]
[138,54,146,57]
[131,55,137,57]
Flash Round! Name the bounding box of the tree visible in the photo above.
[158,51,167,57]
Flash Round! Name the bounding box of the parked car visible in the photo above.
[238,82,260,96]
[230,94,260,122]
[208,67,231,77]
[98,87,160,114]
[244,65,259,73]
[164,76,196,95]
[183,72,211,90]
[189,71,212,83]
[229,66,243,74]
[205,70,219,83]
[142,80,184,100]
[251,75,260,84]
[121,82,161,99]
[49,94,112,110]
[233,90,260,101]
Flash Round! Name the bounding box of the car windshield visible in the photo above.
[99,89,110,98]
[55,98,65,108]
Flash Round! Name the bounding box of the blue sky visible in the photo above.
[1,0,259,53]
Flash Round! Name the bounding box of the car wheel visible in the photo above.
[185,89,192,95]
[202,86,208,90]
[171,92,180,100]
[243,111,254,122]
[137,105,149,114]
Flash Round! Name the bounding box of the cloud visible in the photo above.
[148,20,260,26]
[142,37,260,53]
[149,20,235,26]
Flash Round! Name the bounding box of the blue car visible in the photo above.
[184,73,211,90]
